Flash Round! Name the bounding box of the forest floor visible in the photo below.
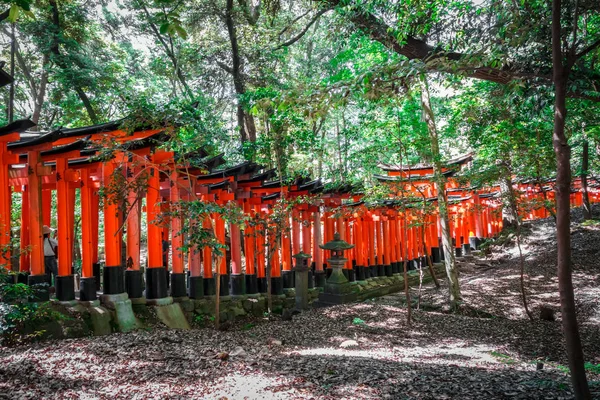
[1,209,600,399]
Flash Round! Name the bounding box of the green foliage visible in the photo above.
[193,314,215,327]
[490,351,517,365]
[241,322,255,331]
[1,0,600,196]
[584,363,600,375]
[0,276,68,346]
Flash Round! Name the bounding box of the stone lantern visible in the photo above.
[317,232,357,305]
[293,252,311,310]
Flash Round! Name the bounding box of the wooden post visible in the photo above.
[170,172,184,275]
[80,169,94,278]
[27,150,44,277]
[202,216,213,278]
[126,166,141,271]
[103,161,121,268]
[390,216,397,265]
[19,186,30,272]
[375,216,383,265]
[281,220,292,272]
[368,217,375,268]
[42,190,51,226]
[56,158,74,277]
[0,141,11,266]
[313,211,322,271]
[146,166,163,268]
[383,218,391,266]
[292,209,301,256]
[301,210,311,254]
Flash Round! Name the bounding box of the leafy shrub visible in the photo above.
[0,273,68,346]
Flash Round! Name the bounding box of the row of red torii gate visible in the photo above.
[1,76,599,303]
[2,117,598,303]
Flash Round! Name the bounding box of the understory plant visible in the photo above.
[0,272,66,346]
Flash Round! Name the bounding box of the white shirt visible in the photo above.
[43,237,58,257]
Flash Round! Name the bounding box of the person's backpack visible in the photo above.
[47,237,58,260]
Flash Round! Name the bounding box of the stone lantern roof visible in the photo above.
[319,232,354,251]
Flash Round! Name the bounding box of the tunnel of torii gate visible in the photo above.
[1,77,600,304]
[1,123,598,304]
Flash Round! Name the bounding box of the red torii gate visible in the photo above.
[2,113,598,306]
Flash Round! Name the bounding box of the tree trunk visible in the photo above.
[402,213,411,327]
[48,0,98,123]
[418,74,461,310]
[74,86,98,124]
[581,138,591,220]
[138,2,193,100]
[499,159,519,229]
[551,1,591,397]
[226,0,256,144]
[32,64,49,127]
[215,269,220,329]
[8,22,15,123]
[516,223,533,321]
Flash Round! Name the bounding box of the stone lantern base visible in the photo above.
[317,256,357,306]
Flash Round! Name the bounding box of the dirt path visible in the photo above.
[1,211,599,399]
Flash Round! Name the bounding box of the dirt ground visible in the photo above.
[1,209,599,399]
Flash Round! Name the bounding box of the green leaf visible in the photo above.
[175,25,187,40]
[159,23,170,35]
[8,5,20,23]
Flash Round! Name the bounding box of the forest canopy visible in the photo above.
[1,0,597,186]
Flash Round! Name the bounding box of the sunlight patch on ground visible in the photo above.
[205,373,301,400]
[286,341,530,371]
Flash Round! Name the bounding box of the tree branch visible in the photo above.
[274,8,331,50]
[216,61,234,75]
[138,0,193,99]
[566,0,581,70]
[0,25,36,98]
[278,9,311,37]
[575,36,600,60]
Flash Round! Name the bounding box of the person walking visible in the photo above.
[43,225,58,288]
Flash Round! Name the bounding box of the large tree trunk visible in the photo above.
[419,74,461,310]
[581,138,592,220]
[226,0,256,144]
[49,0,98,123]
[551,1,590,397]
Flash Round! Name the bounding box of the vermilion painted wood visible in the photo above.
[27,150,44,276]
[80,169,94,278]
[230,222,242,275]
[202,216,213,278]
[91,190,100,265]
[103,161,121,268]
[313,211,323,271]
[19,187,30,272]
[281,226,291,271]
[42,190,51,226]
[214,213,227,275]
[126,166,141,271]
[56,158,74,276]
[170,171,184,275]
[146,167,163,268]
